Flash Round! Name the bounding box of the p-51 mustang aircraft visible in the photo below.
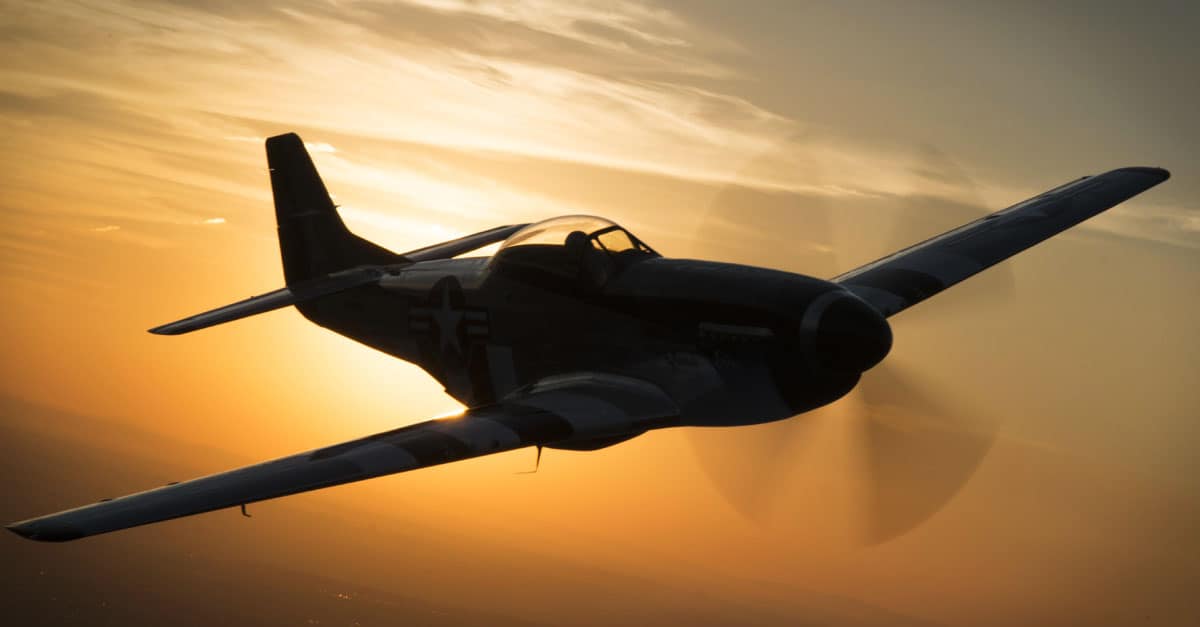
[8,133,1169,541]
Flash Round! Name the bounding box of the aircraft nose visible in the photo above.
[808,292,893,372]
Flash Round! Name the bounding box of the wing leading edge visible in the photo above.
[835,167,1170,317]
[7,374,678,542]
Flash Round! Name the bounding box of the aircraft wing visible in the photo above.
[834,166,1170,317]
[7,374,677,542]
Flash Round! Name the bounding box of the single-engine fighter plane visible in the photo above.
[8,133,1170,542]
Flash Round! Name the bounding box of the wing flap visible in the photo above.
[7,374,677,541]
[835,167,1170,317]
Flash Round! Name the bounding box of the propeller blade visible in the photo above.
[687,418,816,522]
[690,134,1003,542]
[850,364,998,544]
[688,362,998,544]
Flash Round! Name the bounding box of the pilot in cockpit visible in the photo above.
[490,216,657,289]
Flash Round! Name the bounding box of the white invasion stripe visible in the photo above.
[347,441,420,475]
[890,250,984,284]
[844,284,908,313]
[517,391,630,438]
[428,417,522,452]
[474,417,526,449]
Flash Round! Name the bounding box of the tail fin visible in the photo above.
[267,133,402,284]
[148,135,528,335]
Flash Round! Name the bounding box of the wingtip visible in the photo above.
[1114,166,1170,182]
[6,520,86,542]
[148,321,193,335]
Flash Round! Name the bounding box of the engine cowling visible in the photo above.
[801,290,893,373]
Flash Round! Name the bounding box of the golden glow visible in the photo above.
[432,406,468,421]
[1,2,1197,625]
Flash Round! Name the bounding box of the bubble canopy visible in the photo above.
[496,215,656,255]
[489,215,658,283]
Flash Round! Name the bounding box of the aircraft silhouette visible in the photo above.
[7,133,1169,541]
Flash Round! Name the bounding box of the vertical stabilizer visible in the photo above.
[266,133,401,284]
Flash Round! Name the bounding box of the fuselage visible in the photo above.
[294,246,892,434]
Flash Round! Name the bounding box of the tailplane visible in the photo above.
[148,133,528,335]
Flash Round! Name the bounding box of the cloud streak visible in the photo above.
[5,0,1193,263]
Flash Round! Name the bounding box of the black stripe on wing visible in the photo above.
[836,167,1169,317]
[5,406,574,542]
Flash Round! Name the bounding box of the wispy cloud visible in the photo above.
[395,0,700,50]
[0,0,1193,293]
[1084,201,1200,249]
[1,0,785,181]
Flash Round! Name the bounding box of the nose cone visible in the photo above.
[813,294,893,372]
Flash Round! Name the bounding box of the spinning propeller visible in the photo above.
[689,135,1004,544]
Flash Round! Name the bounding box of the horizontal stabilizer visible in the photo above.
[400,223,529,262]
[835,167,1170,317]
[149,223,530,335]
[149,267,384,335]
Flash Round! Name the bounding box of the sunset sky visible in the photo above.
[1,1,1198,625]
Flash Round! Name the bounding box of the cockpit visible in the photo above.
[489,216,658,288]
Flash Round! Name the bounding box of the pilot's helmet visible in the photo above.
[564,230,590,256]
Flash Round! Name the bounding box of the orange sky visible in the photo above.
[1,1,1198,625]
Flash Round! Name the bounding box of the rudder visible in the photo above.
[267,133,401,284]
